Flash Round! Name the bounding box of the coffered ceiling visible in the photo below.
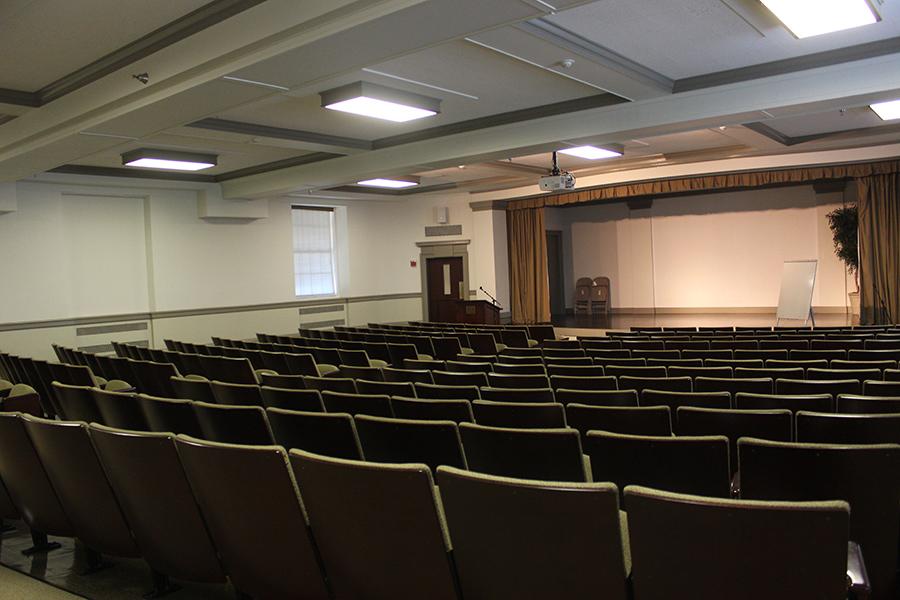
[1,0,899,199]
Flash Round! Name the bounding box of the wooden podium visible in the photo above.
[439,299,501,324]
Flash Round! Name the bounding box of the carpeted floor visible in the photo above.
[0,564,84,599]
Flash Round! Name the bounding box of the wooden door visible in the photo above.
[426,257,464,322]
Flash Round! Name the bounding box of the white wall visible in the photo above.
[560,185,850,312]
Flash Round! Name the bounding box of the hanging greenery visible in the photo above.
[826,204,859,277]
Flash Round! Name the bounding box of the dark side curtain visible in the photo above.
[858,173,900,325]
[508,207,551,324]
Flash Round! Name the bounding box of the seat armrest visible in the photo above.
[847,541,870,600]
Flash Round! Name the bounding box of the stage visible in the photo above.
[551,311,855,338]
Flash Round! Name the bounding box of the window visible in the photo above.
[292,206,337,297]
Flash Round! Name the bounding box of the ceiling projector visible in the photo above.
[539,151,575,191]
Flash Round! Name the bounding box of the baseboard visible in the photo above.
[565,306,850,315]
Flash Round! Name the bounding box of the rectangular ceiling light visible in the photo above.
[558,145,623,160]
[760,0,879,38]
[870,99,900,120]
[321,81,440,123]
[357,177,419,189]
[122,148,217,171]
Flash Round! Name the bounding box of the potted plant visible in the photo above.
[826,204,859,320]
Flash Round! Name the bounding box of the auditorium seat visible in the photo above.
[766,359,831,371]
[734,392,834,413]
[585,432,730,498]
[486,373,550,389]
[776,378,861,397]
[320,391,393,418]
[436,467,628,600]
[863,380,900,396]
[831,359,896,372]
[355,379,415,398]
[259,373,306,390]
[381,367,434,383]
[740,438,900,600]
[130,360,179,398]
[210,380,264,406]
[170,375,217,404]
[175,437,330,599]
[675,407,792,473]
[290,451,459,599]
[604,365,666,378]
[50,382,103,422]
[544,356,593,366]
[624,486,851,600]
[566,404,672,437]
[414,382,481,400]
[387,343,423,367]
[390,396,473,423]
[266,408,362,458]
[472,400,566,429]
[89,424,226,586]
[91,388,148,430]
[548,374,617,391]
[23,416,143,571]
[432,337,471,360]
[443,360,493,373]
[459,423,588,482]
[806,368,882,383]
[640,390,730,411]
[0,412,74,554]
[666,366,733,379]
[197,355,258,385]
[302,375,357,394]
[467,333,502,355]
[789,350,846,362]
[545,364,606,377]
[837,394,900,414]
[694,376,773,396]
[137,394,203,437]
[592,357,645,368]
[884,368,900,381]
[433,370,489,387]
[338,364,384,381]
[1,383,45,417]
[492,362,547,375]
[478,386,555,403]
[619,375,692,394]
[734,367,803,380]
[259,386,324,411]
[704,358,764,369]
[192,402,275,445]
[555,388,638,407]
[795,411,900,444]
[354,415,466,470]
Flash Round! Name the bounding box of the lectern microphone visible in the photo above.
[478,286,500,308]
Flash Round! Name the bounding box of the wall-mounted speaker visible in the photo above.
[435,206,449,224]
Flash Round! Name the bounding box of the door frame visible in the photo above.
[416,240,471,321]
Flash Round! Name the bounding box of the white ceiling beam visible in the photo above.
[0,0,429,180]
[220,52,900,198]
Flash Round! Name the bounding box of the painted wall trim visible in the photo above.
[0,292,423,332]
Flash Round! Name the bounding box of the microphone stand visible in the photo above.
[478,286,502,309]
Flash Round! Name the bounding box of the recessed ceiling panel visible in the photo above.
[545,0,900,80]
[215,39,600,140]
[761,106,887,138]
[0,0,210,90]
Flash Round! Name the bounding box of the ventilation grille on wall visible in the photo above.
[425,224,462,237]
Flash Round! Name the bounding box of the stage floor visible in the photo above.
[551,312,854,338]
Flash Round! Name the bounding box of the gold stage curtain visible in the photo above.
[508,207,551,324]
[507,159,900,210]
[858,173,900,325]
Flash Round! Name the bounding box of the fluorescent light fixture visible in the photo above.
[357,177,420,189]
[122,148,217,171]
[760,0,879,38]
[321,81,440,123]
[558,145,623,160]
[870,99,900,121]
